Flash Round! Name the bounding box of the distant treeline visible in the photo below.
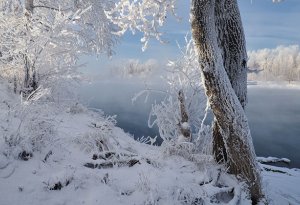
[248,45,300,82]
[110,59,158,78]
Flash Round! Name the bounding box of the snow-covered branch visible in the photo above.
[106,0,177,51]
[148,37,207,143]
[0,0,118,99]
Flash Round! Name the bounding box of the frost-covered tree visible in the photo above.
[111,59,158,78]
[0,0,117,99]
[248,45,300,82]
[148,37,207,143]
[107,0,264,202]
[190,1,262,202]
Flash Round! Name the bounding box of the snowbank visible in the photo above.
[0,82,299,205]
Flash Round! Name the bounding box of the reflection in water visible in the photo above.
[80,83,300,168]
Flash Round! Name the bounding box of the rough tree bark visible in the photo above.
[191,0,263,203]
[212,0,248,163]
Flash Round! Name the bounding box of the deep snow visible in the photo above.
[0,82,300,205]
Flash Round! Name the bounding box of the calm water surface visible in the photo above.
[80,83,300,168]
[247,86,300,168]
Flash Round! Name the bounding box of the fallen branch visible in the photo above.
[263,167,291,175]
[92,152,137,161]
[84,159,140,169]
[257,156,290,164]
[43,150,53,163]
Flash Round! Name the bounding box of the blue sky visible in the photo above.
[240,0,300,50]
[85,0,300,73]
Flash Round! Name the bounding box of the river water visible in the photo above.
[247,85,300,168]
[80,83,300,168]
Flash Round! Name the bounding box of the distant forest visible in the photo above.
[248,45,300,82]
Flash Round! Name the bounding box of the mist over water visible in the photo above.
[247,86,300,168]
[80,82,300,168]
[79,80,164,141]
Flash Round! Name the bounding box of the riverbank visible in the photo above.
[248,81,300,89]
[0,81,300,204]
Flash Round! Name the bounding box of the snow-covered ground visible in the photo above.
[0,82,300,205]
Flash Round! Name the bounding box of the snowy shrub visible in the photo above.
[136,172,151,193]
[75,116,117,153]
[76,131,112,153]
[1,97,58,158]
[26,117,56,151]
[143,191,160,205]
[68,103,86,114]
[196,125,213,155]
[43,170,74,191]
[161,137,214,170]
[136,136,158,145]
[174,187,204,205]
[1,78,87,158]
[148,37,207,143]
[3,134,22,153]
[162,141,197,159]
[149,97,181,142]
[3,122,55,158]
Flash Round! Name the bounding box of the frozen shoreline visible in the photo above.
[1,81,300,204]
[248,81,300,89]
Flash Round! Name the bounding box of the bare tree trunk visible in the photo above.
[25,0,34,14]
[178,89,192,141]
[22,0,38,98]
[13,75,17,94]
[23,54,31,96]
[212,0,248,164]
[215,0,248,108]
[191,0,262,203]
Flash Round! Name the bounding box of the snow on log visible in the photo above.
[257,157,291,164]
